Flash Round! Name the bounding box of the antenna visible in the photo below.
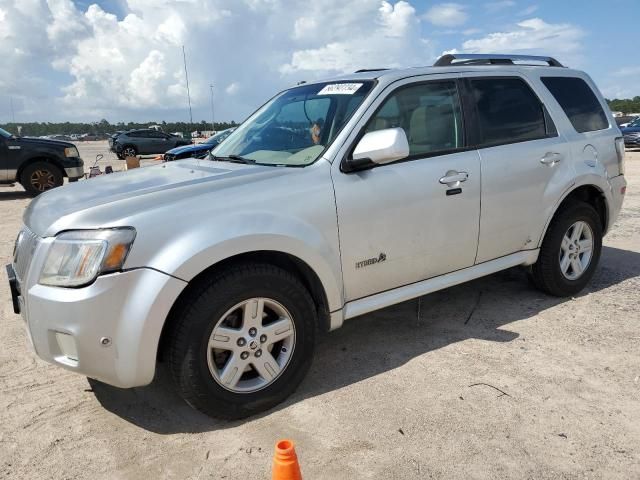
[209,84,215,133]
[182,45,194,125]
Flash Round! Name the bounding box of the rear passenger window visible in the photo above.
[470,78,548,146]
[365,81,464,157]
[541,77,609,133]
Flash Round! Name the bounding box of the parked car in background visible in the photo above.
[7,54,626,419]
[108,131,126,150]
[111,129,191,159]
[618,116,640,128]
[164,128,236,161]
[0,127,84,195]
[623,131,640,147]
[621,117,640,133]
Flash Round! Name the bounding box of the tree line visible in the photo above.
[606,97,640,115]
[3,96,640,137]
[0,119,238,137]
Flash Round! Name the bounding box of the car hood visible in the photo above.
[166,143,211,155]
[24,159,297,237]
[19,136,74,149]
[621,126,640,134]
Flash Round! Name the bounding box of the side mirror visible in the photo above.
[352,127,409,167]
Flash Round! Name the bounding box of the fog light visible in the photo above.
[55,332,78,362]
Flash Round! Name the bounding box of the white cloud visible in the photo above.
[225,82,240,95]
[485,1,515,10]
[423,3,467,27]
[459,18,585,65]
[519,5,539,16]
[281,1,429,74]
[4,0,627,123]
[0,0,440,122]
[612,66,640,77]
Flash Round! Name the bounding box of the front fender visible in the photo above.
[127,211,344,314]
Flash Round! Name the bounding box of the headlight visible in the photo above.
[64,146,80,157]
[40,228,136,287]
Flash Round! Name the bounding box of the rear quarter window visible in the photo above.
[541,77,609,133]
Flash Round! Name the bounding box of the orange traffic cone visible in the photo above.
[272,439,302,480]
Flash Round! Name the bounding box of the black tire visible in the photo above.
[116,152,125,160]
[167,263,316,419]
[121,145,137,158]
[529,201,602,297]
[20,161,64,195]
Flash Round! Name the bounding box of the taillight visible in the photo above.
[614,137,625,175]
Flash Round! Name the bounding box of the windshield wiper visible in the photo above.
[212,154,256,164]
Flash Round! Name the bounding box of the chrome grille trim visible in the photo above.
[13,226,40,283]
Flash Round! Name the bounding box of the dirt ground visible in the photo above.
[1,142,639,479]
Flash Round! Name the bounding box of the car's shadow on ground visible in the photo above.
[89,245,640,434]
[0,190,31,200]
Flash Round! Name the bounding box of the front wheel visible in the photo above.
[20,161,63,195]
[121,145,137,158]
[529,201,602,297]
[167,264,316,419]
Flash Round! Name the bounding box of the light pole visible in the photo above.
[182,45,193,125]
[209,84,215,133]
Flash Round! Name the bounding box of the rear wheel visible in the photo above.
[20,161,63,195]
[167,263,316,419]
[529,201,602,296]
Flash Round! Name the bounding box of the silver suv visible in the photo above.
[7,54,627,419]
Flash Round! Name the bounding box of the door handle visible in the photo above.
[540,152,563,165]
[439,171,468,186]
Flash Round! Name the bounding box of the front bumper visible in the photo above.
[7,259,187,388]
[64,165,85,180]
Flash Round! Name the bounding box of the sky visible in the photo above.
[1,0,638,124]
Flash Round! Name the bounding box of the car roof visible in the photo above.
[303,64,586,87]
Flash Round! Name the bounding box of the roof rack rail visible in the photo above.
[434,54,564,68]
[354,68,389,73]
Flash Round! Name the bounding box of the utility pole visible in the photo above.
[182,45,193,125]
[209,84,215,133]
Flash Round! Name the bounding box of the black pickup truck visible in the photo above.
[0,127,84,195]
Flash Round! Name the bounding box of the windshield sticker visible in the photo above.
[317,83,363,95]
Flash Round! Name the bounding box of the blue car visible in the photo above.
[163,128,235,161]
[620,118,640,147]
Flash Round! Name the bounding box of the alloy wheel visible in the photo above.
[559,220,594,280]
[206,297,296,393]
[123,147,136,157]
[30,169,55,192]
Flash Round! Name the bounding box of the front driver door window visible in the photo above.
[332,78,482,302]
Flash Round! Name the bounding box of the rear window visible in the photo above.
[541,77,609,133]
[469,77,548,146]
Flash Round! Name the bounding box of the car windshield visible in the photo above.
[630,118,640,126]
[0,127,12,139]
[213,80,375,166]
[204,128,234,145]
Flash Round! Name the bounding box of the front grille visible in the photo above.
[13,226,40,283]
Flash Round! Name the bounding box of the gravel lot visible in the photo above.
[1,142,639,479]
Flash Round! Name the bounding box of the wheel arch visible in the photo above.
[538,182,608,248]
[157,250,334,362]
[17,156,67,181]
